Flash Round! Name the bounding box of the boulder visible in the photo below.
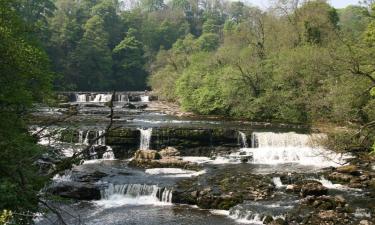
[159,147,180,157]
[336,165,359,175]
[300,181,328,197]
[123,103,136,109]
[134,150,161,160]
[197,194,243,210]
[75,171,108,183]
[136,104,148,109]
[328,172,353,183]
[48,182,101,200]
[301,195,346,210]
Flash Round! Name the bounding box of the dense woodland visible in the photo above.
[1,0,375,224]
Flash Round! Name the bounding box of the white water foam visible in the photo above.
[218,132,350,167]
[182,157,212,164]
[238,131,248,148]
[96,184,172,208]
[102,146,115,160]
[272,177,284,188]
[141,95,150,102]
[138,128,152,150]
[145,168,206,177]
[52,171,72,183]
[312,176,362,191]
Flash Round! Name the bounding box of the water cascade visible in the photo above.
[227,203,288,224]
[93,94,112,103]
[96,130,105,145]
[97,184,173,207]
[76,94,87,102]
[138,128,152,150]
[238,131,248,148]
[272,177,284,188]
[141,95,150,102]
[78,130,83,144]
[102,146,115,160]
[75,93,130,103]
[229,132,349,167]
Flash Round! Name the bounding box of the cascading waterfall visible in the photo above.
[83,131,89,145]
[78,130,115,160]
[236,132,349,167]
[74,93,130,103]
[272,177,284,188]
[76,94,87,102]
[78,130,83,144]
[226,203,288,224]
[118,94,129,102]
[97,184,173,207]
[141,95,150,102]
[93,94,112,103]
[102,146,115,160]
[138,128,152,150]
[96,130,105,145]
[238,131,248,148]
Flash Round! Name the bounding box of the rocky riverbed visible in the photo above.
[34,92,374,225]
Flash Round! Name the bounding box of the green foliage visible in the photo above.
[196,33,220,51]
[113,30,147,90]
[150,0,375,130]
[0,0,53,223]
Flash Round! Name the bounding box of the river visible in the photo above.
[33,92,374,225]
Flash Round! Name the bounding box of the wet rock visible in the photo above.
[359,220,373,225]
[134,150,161,160]
[129,157,200,170]
[328,172,353,182]
[84,103,105,108]
[173,167,274,210]
[336,165,359,175]
[317,210,338,220]
[270,218,287,225]
[300,181,328,197]
[263,215,274,224]
[123,103,136,109]
[369,178,375,189]
[301,195,346,210]
[48,182,100,200]
[75,171,107,183]
[286,184,299,193]
[197,194,243,210]
[159,147,180,157]
[136,104,148,109]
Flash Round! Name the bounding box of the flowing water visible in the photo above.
[34,92,372,225]
[138,128,152,150]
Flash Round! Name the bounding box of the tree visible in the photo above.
[112,29,147,90]
[0,1,53,223]
[73,15,113,91]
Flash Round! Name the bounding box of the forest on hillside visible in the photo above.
[13,0,374,125]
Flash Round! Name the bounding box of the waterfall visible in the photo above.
[227,203,287,224]
[118,94,129,102]
[238,131,248,148]
[238,132,349,167]
[83,131,89,145]
[272,177,284,188]
[141,95,150,102]
[76,94,87,102]
[93,94,112,103]
[97,184,173,207]
[78,130,83,144]
[102,146,115,160]
[138,128,152,150]
[97,130,105,145]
